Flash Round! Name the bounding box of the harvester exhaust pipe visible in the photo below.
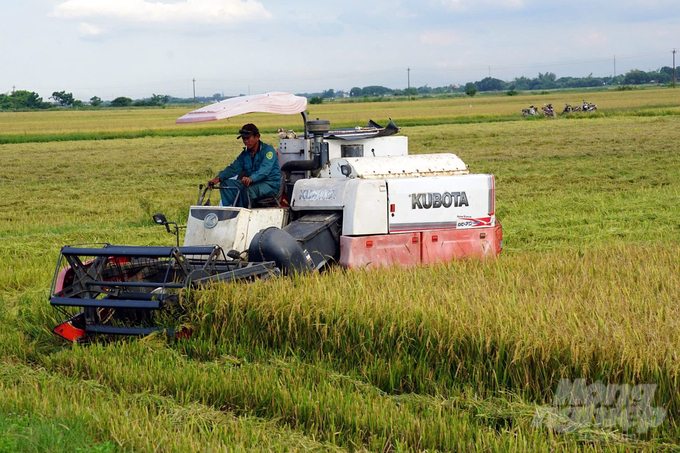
[280,119,330,176]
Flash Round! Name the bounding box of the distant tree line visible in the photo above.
[300,67,680,100]
[498,66,678,91]
[2,67,678,111]
[0,91,179,111]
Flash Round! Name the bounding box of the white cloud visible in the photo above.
[51,0,271,25]
[420,30,464,47]
[77,22,105,35]
[439,0,525,11]
[571,31,609,49]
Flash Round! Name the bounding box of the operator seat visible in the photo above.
[252,172,286,208]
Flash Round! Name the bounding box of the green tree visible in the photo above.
[475,77,505,92]
[51,91,75,106]
[659,66,674,77]
[151,93,170,105]
[535,72,557,90]
[365,85,392,96]
[508,76,533,91]
[89,96,103,107]
[652,71,672,84]
[349,87,362,97]
[394,87,418,97]
[464,82,477,97]
[110,96,132,107]
[624,69,650,85]
[0,94,11,110]
[309,97,323,105]
[321,89,335,99]
[3,90,50,110]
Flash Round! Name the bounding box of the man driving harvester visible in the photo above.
[208,123,281,207]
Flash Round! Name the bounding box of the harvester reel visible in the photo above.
[50,244,278,341]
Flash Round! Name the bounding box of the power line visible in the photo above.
[29,79,191,92]
[413,49,673,73]
[65,48,673,93]
[17,46,677,99]
[195,48,675,88]
[199,68,399,85]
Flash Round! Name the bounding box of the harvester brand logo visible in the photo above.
[298,189,336,201]
[411,191,469,209]
[203,213,218,229]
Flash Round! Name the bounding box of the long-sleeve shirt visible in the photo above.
[218,141,281,192]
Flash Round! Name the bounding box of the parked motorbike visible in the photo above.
[562,103,582,114]
[582,100,597,112]
[542,103,556,118]
[522,105,539,117]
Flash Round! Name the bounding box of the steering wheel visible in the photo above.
[197,184,252,208]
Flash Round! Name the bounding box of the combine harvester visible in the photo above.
[50,92,502,341]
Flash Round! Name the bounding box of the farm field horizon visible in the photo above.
[2,86,680,140]
[1,88,680,451]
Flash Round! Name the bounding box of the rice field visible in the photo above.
[1,87,679,141]
[1,88,680,451]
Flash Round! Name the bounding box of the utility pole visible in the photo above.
[614,55,616,78]
[488,66,491,78]
[673,49,676,88]
[192,78,196,107]
[407,67,411,100]
[12,85,16,112]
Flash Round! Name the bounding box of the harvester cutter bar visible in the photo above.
[195,261,280,285]
[83,281,187,289]
[50,296,163,310]
[84,325,173,336]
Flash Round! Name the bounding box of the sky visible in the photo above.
[2,0,679,101]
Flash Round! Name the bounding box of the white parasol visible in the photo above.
[176,92,308,124]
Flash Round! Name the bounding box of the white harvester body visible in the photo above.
[184,206,288,253]
[184,125,502,270]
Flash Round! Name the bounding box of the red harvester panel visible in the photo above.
[421,224,502,264]
[339,224,502,269]
[339,233,421,269]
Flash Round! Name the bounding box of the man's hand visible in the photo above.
[240,176,253,187]
[208,176,220,187]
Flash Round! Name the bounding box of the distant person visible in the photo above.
[208,123,281,207]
